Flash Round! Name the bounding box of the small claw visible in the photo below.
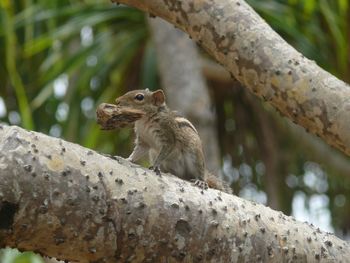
[192,179,209,190]
[149,165,161,176]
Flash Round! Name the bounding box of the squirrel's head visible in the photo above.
[115,89,166,112]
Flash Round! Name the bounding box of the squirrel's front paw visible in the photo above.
[149,165,161,176]
[191,179,209,190]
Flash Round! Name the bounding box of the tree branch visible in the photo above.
[0,125,349,262]
[201,60,350,178]
[114,0,350,157]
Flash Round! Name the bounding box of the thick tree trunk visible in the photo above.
[1,125,349,262]
[113,0,350,158]
[149,17,221,173]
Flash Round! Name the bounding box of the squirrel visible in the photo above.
[115,89,232,194]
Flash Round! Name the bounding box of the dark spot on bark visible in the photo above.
[193,25,201,33]
[66,198,75,206]
[89,247,97,253]
[54,236,65,245]
[315,253,320,260]
[0,201,18,229]
[38,205,48,214]
[267,245,273,256]
[175,219,191,237]
[210,220,219,227]
[43,172,50,180]
[60,217,66,225]
[24,164,33,172]
[255,213,261,221]
[171,203,180,209]
[138,202,146,209]
[115,178,123,185]
[171,249,187,261]
[99,208,105,215]
[92,196,100,202]
[164,0,188,23]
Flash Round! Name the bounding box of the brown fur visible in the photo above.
[115,89,231,193]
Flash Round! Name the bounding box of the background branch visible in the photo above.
[114,0,350,157]
[149,17,221,173]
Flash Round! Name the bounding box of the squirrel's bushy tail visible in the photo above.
[205,172,233,194]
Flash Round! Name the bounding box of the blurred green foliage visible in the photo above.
[0,249,43,263]
[0,0,152,157]
[248,0,349,79]
[0,0,349,261]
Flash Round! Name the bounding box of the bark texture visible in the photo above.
[113,0,350,157]
[1,125,350,262]
[149,17,221,173]
[201,59,350,177]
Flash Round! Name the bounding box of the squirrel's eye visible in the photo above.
[134,94,144,101]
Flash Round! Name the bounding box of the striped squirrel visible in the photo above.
[115,89,231,194]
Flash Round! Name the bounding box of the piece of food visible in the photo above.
[96,103,144,130]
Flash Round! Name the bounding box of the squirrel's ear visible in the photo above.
[152,90,165,106]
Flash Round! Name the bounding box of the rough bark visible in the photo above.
[113,0,350,157]
[201,60,350,177]
[149,17,221,173]
[1,125,350,262]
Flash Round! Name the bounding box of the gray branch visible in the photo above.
[201,58,350,178]
[0,125,349,262]
[115,0,350,157]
